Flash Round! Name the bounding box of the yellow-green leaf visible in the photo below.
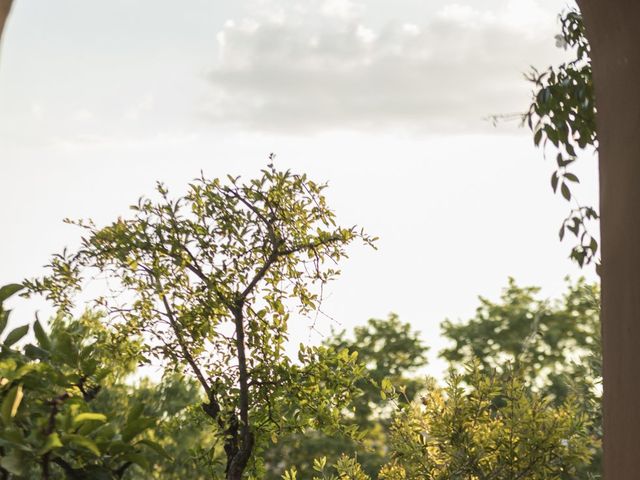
[39,432,63,455]
[73,412,107,427]
[63,434,101,456]
[1,384,23,423]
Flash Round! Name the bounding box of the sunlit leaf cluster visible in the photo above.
[264,315,429,479]
[377,366,596,480]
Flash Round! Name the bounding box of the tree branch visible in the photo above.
[277,234,346,256]
[239,249,280,301]
[226,305,255,479]
[151,270,221,420]
[159,290,215,402]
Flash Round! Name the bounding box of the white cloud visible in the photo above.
[124,93,155,121]
[321,0,361,19]
[72,109,95,122]
[31,103,45,121]
[204,0,566,134]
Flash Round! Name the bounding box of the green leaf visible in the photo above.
[33,319,51,350]
[564,173,580,183]
[77,417,106,436]
[560,183,571,201]
[126,402,144,424]
[0,427,26,447]
[105,440,130,456]
[123,452,150,470]
[533,128,542,145]
[73,412,107,427]
[13,362,39,380]
[559,157,576,168]
[0,311,8,337]
[81,357,98,376]
[3,325,29,347]
[122,417,155,442]
[0,284,23,303]
[0,450,25,475]
[63,433,101,456]
[39,432,63,455]
[568,220,580,236]
[24,343,50,360]
[1,385,24,423]
[57,333,79,366]
[138,439,173,460]
[545,124,559,147]
[551,172,559,193]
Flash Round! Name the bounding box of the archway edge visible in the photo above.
[0,0,12,44]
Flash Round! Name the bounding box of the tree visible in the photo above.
[264,314,429,479]
[441,278,600,401]
[440,278,601,477]
[28,164,375,479]
[326,314,429,426]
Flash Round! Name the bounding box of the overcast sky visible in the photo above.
[0,0,597,376]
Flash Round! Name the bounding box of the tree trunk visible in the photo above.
[0,0,12,44]
[575,2,640,478]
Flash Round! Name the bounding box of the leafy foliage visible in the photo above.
[0,285,165,479]
[326,315,429,426]
[276,279,600,479]
[287,366,596,480]
[264,315,429,479]
[5,273,601,480]
[440,277,600,401]
[91,373,218,480]
[6,160,600,479]
[525,10,598,267]
[27,164,375,479]
[378,366,596,480]
[283,455,371,480]
[440,277,602,477]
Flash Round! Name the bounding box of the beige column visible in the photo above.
[575,1,640,478]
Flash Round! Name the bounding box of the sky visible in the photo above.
[0,0,597,377]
